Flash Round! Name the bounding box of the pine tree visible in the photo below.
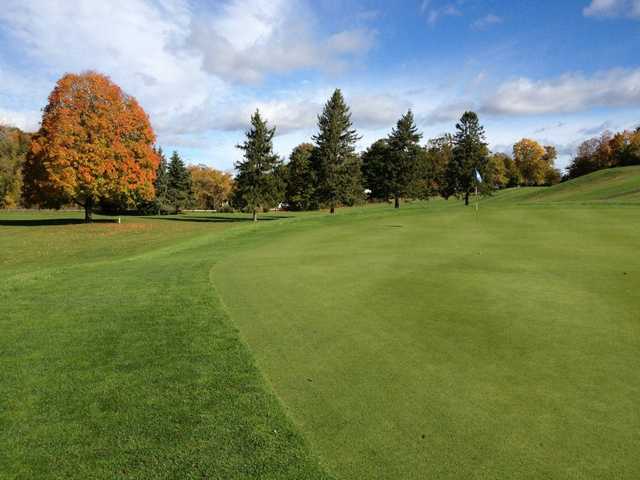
[167,150,193,213]
[312,89,363,214]
[234,110,283,221]
[386,110,423,208]
[449,112,489,205]
[285,143,317,211]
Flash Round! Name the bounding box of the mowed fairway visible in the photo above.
[213,201,640,479]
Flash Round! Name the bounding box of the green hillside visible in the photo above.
[487,166,640,204]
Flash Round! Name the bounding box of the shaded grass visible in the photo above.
[0,211,331,479]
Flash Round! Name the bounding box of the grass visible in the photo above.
[486,165,640,204]
[1,167,640,479]
[0,211,332,479]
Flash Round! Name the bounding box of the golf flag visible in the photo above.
[475,169,483,183]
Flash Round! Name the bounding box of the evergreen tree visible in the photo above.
[167,150,193,213]
[386,110,423,208]
[312,89,363,214]
[285,143,317,211]
[362,139,391,201]
[234,110,283,221]
[153,147,171,213]
[449,111,489,205]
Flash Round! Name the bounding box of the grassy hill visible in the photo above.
[1,191,639,479]
[486,165,640,204]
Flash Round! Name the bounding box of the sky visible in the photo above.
[1,0,639,172]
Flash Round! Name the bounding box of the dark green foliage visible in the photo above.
[362,139,391,201]
[153,147,171,213]
[0,125,31,208]
[285,143,318,211]
[312,89,363,213]
[234,110,283,220]
[385,110,423,208]
[167,150,194,213]
[447,111,489,205]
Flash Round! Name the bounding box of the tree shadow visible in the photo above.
[0,218,117,227]
[150,215,290,223]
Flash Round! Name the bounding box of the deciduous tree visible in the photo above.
[284,143,317,211]
[22,72,159,222]
[189,164,234,210]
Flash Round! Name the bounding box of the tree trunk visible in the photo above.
[252,209,257,222]
[330,205,335,214]
[464,191,470,206]
[84,197,94,223]
[394,196,400,209]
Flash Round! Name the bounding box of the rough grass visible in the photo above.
[0,211,332,480]
[487,165,640,204]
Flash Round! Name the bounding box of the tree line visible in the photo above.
[2,71,638,220]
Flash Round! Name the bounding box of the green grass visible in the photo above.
[212,202,640,479]
[0,211,333,479]
[487,165,640,204]
[2,171,640,479]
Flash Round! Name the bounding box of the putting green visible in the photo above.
[213,201,640,479]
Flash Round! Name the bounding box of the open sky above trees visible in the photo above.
[1,0,639,171]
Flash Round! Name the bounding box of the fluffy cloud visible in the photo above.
[483,68,640,115]
[583,0,640,18]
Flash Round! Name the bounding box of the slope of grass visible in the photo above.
[0,211,333,480]
[487,166,640,204]
[213,201,640,479]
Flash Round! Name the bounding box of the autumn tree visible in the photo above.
[485,153,509,189]
[284,143,317,211]
[448,111,489,205]
[313,89,363,214]
[0,125,31,208]
[153,147,171,213]
[423,135,454,198]
[512,139,547,186]
[234,110,283,221]
[385,110,423,208]
[188,164,234,210]
[22,71,159,222]
[167,151,193,213]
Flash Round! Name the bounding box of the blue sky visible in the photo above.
[1,0,639,171]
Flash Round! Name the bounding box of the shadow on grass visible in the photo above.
[151,215,290,223]
[0,218,117,227]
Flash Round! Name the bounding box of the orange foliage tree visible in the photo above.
[22,71,159,222]
[188,164,234,210]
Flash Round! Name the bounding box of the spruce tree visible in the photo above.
[386,110,423,208]
[450,111,489,205]
[167,150,193,213]
[154,147,170,213]
[312,89,363,214]
[234,110,283,221]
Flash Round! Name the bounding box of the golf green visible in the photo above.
[213,201,640,479]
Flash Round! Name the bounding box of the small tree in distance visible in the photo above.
[234,110,282,221]
[386,110,423,208]
[167,151,193,213]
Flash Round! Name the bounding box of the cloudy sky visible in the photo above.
[1,0,639,171]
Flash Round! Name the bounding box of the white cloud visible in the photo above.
[483,68,640,115]
[472,14,503,30]
[583,0,640,18]
[0,108,41,131]
[420,1,462,25]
